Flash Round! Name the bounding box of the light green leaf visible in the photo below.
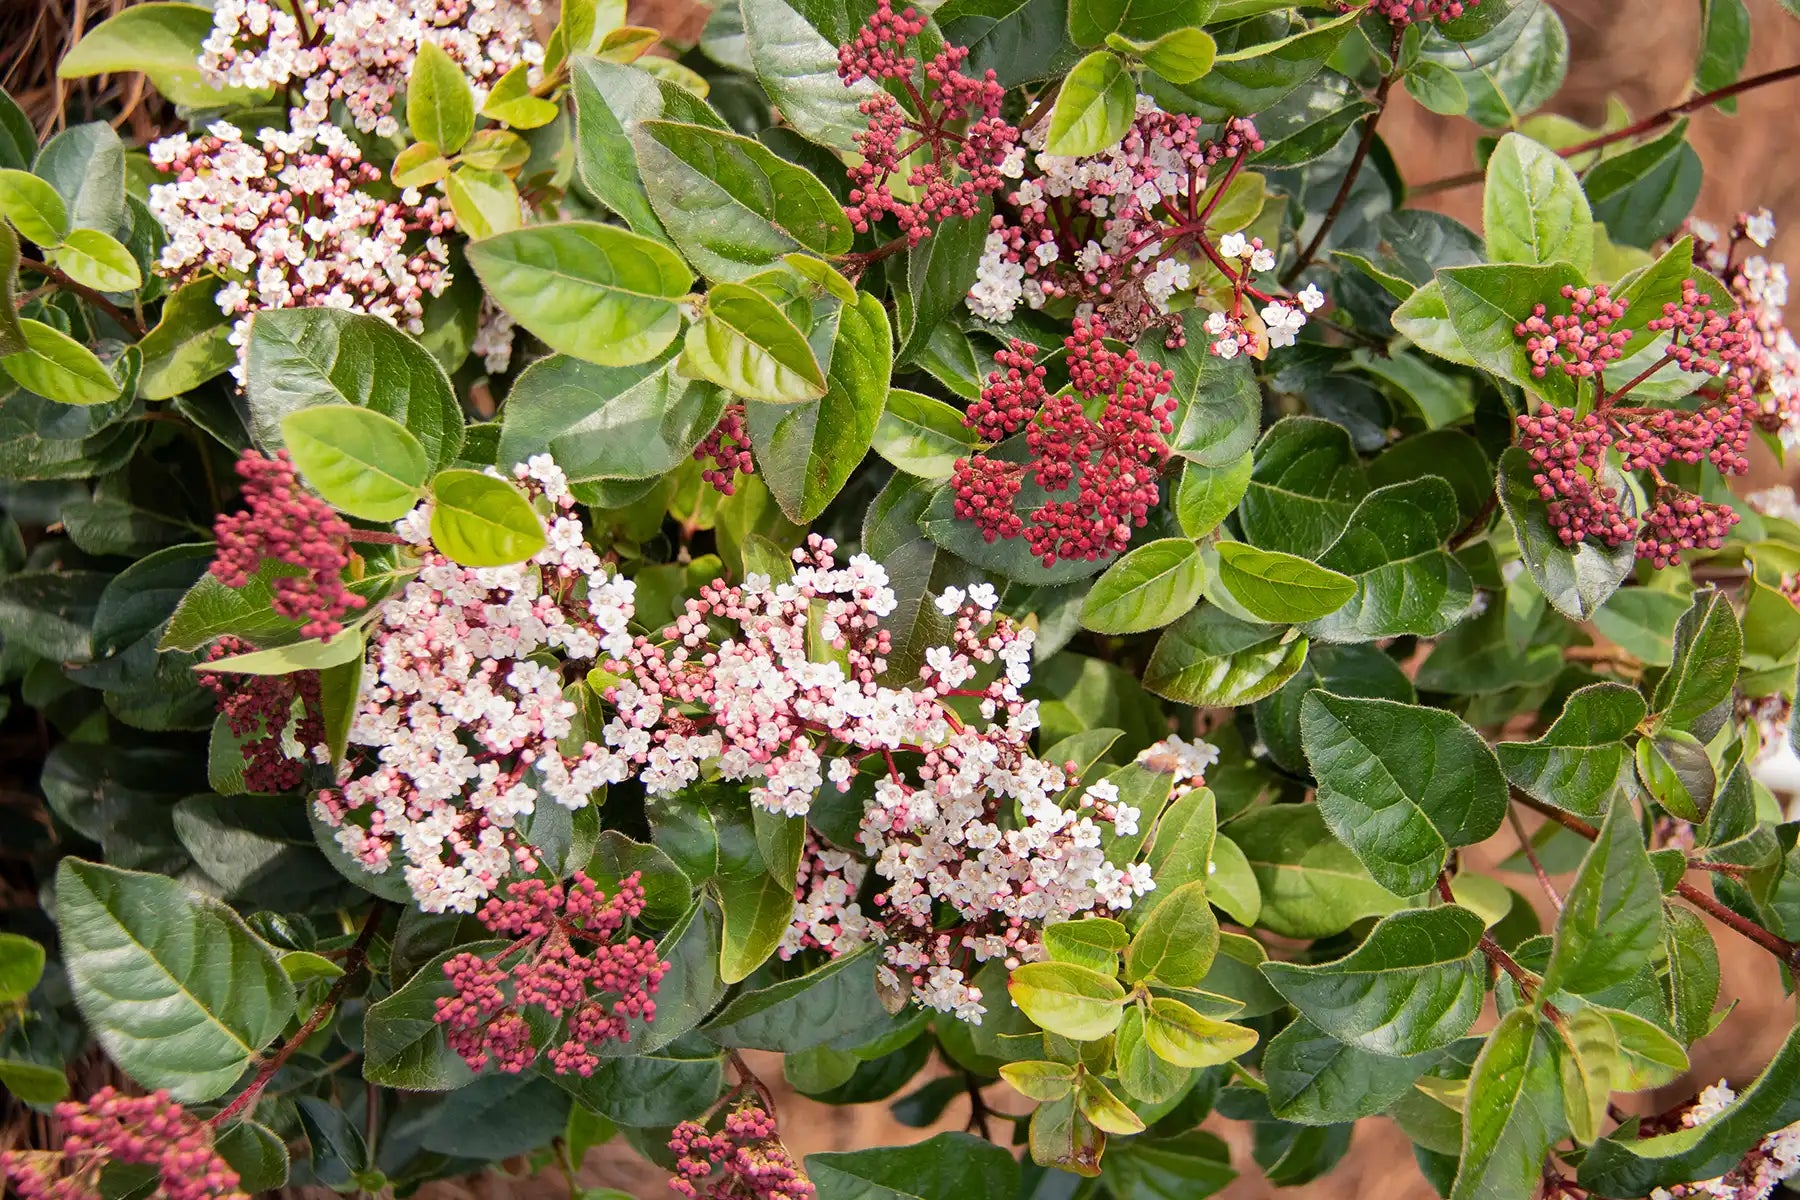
[57,3,258,107]
[137,278,235,399]
[1482,132,1593,271]
[681,281,827,402]
[0,167,69,246]
[1000,1059,1077,1101]
[1008,960,1128,1040]
[1,319,119,405]
[1215,542,1354,624]
[280,405,430,521]
[445,165,523,240]
[1144,605,1309,707]
[55,858,295,1102]
[1107,28,1216,84]
[1044,918,1130,974]
[0,931,45,1002]
[466,221,694,367]
[1174,452,1252,538]
[1142,996,1256,1068]
[1125,881,1218,987]
[1452,1007,1568,1200]
[1047,51,1137,156]
[407,40,476,154]
[429,469,547,567]
[197,627,368,675]
[871,388,975,479]
[1080,538,1206,635]
[46,227,141,292]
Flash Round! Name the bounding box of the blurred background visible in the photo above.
[6,1,1798,1196]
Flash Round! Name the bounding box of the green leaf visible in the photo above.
[571,57,722,238]
[896,197,991,366]
[872,388,975,479]
[1157,9,1359,118]
[1080,538,1206,635]
[429,469,547,567]
[1143,996,1256,1068]
[0,931,45,1002]
[1695,0,1751,109]
[391,141,450,187]
[198,627,368,675]
[1173,452,1251,538]
[466,222,694,367]
[1439,261,1587,407]
[808,1132,1020,1200]
[1046,51,1136,156]
[1238,417,1367,559]
[1107,28,1216,84]
[1215,542,1354,624]
[1250,69,1374,168]
[999,1059,1076,1101]
[56,3,256,107]
[245,307,464,471]
[1498,683,1646,817]
[1142,314,1261,467]
[1635,730,1715,822]
[1543,799,1661,996]
[364,941,506,1089]
[1558,1005,1619,1144]
[1264,1016,1436,1125]
[636,120,851,281]
[937,0,1084,88]
[1452,1007,1568,1200]
[1406,60,1468,115]
[1144,606,1309,707]
[54,858,295,1102]
[1652,588,1740,733]
[1583,123,1703,249]
[1262,906,1487,1057]
[1077,1073,1146,1134]
[1299,692,1509,897]
[715,802,794,983]
[746,292,890,521]
[137,278,234,399]
[444,165,522,240]
[1,319,118,405]
[681,281,827,402]
[1254,643,1414,776]
[279,406,429,521]
[1008,960,1128,1040]
[0,167,69,245]
[1482,132,1594,271]
[1043,917,1129,974]
[46,227,140,292]
[739,0,881,152]
[407,40,476,154]
[0,1058,70,1104]
[702,947,893,1052]
[1498,446,1636,620]
[1578,1023,1800,1196]
[1663,904,1720,1044]
[1125,880,1218,986]
[214,1120,290,1193]
[1303,477,1473,642]
[35,123,127,238]
[1072,0,1212,45]
[1229,805,1406,940]
[0,221,26,357]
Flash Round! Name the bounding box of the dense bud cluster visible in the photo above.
[694,405,757,495]
[198,637,325,792]
[669,1102,814,1200]
[1352,0,1479,22]
[1516,285,1631,379]
[148,120,455,369]
[951,319,1177,566]
[210,448,366,639]
[837,0,1018,246]
[0,1089,245,1200]
[434,871,667,1076]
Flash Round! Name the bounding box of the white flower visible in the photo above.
[1260,301,1307,350]
[1297,283,1326,313]
[1250,247,1276,273]
[1218,232,1248,259]
[1747,207,1777,248]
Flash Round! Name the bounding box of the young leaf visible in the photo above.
[1142,996,1257,1067]
[1080,538,1206,635]
[871,388,976,479]
[999,1060,1077,1102]
[1261,906,1487,1057]
[1124,880,1218,987]
[445,166,523,240]
[1008,960,1128,1040]
[1047,51,1136,156]
[1497,683,1647,817]
[1542,799,1661,996]
[1481,132,1594,271]
[280,406,430,521]
[466,222,694,367]
[1077,1074,1146,1133]
[1,320,119,405]
[1107,28,1216,84]
[0,168,69,246]
[137,278,235,399]
[56,2,255,107]
[1214,541,1354,624]
[46,227,141,292]
[428,470,547,567]
[1044,917,1130,974]
[407,40,476,155]
[1452,1007,1568,1200]
[1143,605,1309,707]
[198,628,368,675]
[0,931,45,1002]
[1174,452,1252,538]
[55,858,295,1102]
[680,281,827,403]
[1299,692,1509,897]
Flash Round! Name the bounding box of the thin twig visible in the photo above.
[1438,873,1539,998]
[727,1050,779,1118]
[17,256,145,336]
[210,903,387,1128]
[963,1071,993,1139]
[1508,805,1562,909]
[1412,62,1800,196]
[1282,24,1405,285]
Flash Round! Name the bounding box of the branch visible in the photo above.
[1509,791,1800,972]
[1438,873,1539,998]
[1508,805,1563,909]
[210,903,387,1128]
[18,257,146,337]
[1281,25,1405,286]
[1412,61,1800,196]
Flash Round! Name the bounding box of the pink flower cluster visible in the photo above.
[315,456,639,913]
[148,121,454,370]
[1517,284,1631,379]
[199,636,325,792]
[0,1088,245,1200]
[669,1102,814,1200]
[198,0,544,138]
[694,405,757,495]
[950,318,1177,567]
[434,872,668,1076]
[1349,0,1480,22]
[837,0,1018,246]
[1684,210,1800,449]
[210,448,366,639]
[781,831,871,960]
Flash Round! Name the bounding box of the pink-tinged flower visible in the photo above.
[435,872,668,1076]
[199,636,326,791]
[1345,0,1481,23]
[0,1088,246,1200]
[210,449,366,640]
[694,405,756,495]
[669,1101,814,1200]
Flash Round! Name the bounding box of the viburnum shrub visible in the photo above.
[8,1,1800,1199]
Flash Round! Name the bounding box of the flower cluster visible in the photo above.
[148,120,454,368]
[198,0,544,138]
[669,1102,814,1200]
[1517,284,1631,379]
[434,871,668,1076]
[1349,0,1480,23]
[781,831,872,960]
[315,456,638,913]
[210,448,366,639]
[837,0,1018,246]
[1645,1081,1800,1200]
[951,318,1177,567]
[199,637,325,792]
[694,405,757,495]
[0,1088,245,1200]
[1685,210,1800,448]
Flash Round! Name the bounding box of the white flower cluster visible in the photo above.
[1691,209,1800,449]
[200,0,544,137]
[147,120,453,374]
[316,456,637,913]
[1648,1080,1800,1200]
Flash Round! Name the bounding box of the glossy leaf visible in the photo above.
[871,388,975,479]
[0,320,118,405]
[1651,588,1740,733]
[1008,960,1128,1040]
[1046,51,1136,156]
[408,40,476,154]
[1125,880,1218,987]
[1080,538,1206,635]
[1482,132,1593,271]
[47,227,141,292]
[429,469,548,567]
[0,168,68,245]
[1144,606,1309,707]
[1453,1007,1568,1200]
[280,406,429,521]
[1142,996,1257,1068]
[681,281,827,403]
[1265,1016,1436,1125]
[1214,542,1354,624]
[1497,683,1646,817]
[1229,805,1406,940]
[1543,799,1661,996]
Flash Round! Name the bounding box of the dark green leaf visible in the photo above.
[1143,606,1309,707]
[1498,446,1636,620]
[808,1131,1021,1200]
[1497,683,1646,817]
[1543,799,1661,996]
[1264,1016,1436,1124]
[1305,477,1474,642]
[1651,588,1740,733]
[1238,417,1367,559]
